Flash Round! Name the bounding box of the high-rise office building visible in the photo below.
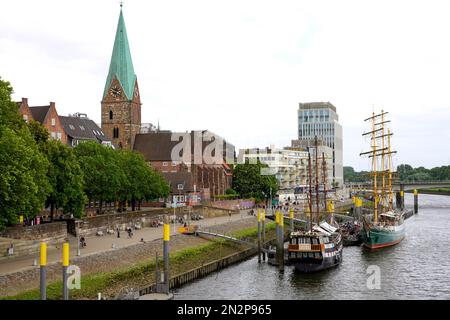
[297,102,343,187]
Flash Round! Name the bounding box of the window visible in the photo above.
[109,110,113,120]
[57,132,62,141]
[69,124,75,130]
[171,162,177,166]
[51,118,56,126]
[113,127,119,138]
[23,115,28,122]
[163,162,168,166]
[50,132,56,139]
[79,125,85,131]
[177,184,184,190]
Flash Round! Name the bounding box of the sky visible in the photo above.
[1,0,450,171]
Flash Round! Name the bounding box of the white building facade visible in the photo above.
[298,102,343,187]
[238,147,310,201]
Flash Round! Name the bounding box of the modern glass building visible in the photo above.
[298,102,343,187]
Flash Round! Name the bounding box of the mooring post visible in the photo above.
[262,209,266,261]
[40,242,47,300]
[62,242,69,300]
[355,197,362,219]
[400,190,405,210]
[396,191,401,209]
[289,207,294,233]
[279,211,284,271]
[414,189,418,214]
[163,215,170,294]
[275,210,279,261]
[351,196,356,215]
[257,209,261,263]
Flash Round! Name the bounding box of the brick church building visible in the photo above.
[101,7,234,205]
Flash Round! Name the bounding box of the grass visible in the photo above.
[2,223,277,300]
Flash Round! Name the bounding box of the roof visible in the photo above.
[134,132,178,161]
[59,116,110,142]
[134,131,234,163]
[29,106,50,123]
[103,8,136,100]
[299,102,337,113]
[162,171,195,193]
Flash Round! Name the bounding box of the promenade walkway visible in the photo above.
[0,211,253,275]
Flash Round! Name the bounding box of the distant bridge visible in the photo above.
[347,181,450,192]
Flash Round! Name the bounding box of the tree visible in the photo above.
[74,141,126,213]
[397,164,414,181]
[232,162,278,202]
[45,140,87,219]
[0,78,50,230]
[117,150,169,211]
[28,119,50,150]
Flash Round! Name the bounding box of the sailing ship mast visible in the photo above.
[308,152,313,232]
[371,112,378,223]
[360,110,397,222]
[315,136,320,225]
[387,128,394,210]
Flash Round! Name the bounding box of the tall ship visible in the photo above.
[287,137,343,272]
[359,110,406,249]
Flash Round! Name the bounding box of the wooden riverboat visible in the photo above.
[288,221,343,273]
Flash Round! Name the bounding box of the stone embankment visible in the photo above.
[0,216,257,298]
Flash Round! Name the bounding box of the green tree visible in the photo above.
[117,150,169,211]
[74,141,126,213]
[27,119,50,150]
[232,162,278,202]
[397,164,414,181]
[0,78,50,229]
[45,140,87,219]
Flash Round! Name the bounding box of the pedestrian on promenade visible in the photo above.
[117,227,120,238]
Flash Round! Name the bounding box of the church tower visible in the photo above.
[101,5,141,150]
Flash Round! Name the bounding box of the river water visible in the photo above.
[174,194,450,299]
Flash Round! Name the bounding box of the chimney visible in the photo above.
[50,102,56,109]
[21,98,28,105]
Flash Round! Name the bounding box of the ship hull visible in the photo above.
[291,248,343,273]
[362,223,405,249]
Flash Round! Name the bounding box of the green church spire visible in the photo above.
[103,6,136,100]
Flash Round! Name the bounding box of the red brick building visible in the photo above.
[134,131,234,204]
[17,98,67,144]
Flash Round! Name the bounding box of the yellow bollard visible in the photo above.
[40,242,47,266]
[62,243,69,267]
[62,242,69,300]
[163,224,170,241]
[40,242,47,300]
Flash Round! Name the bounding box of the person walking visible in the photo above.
[116,227,120,238]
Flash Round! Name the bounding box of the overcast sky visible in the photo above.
[1,0,450,171]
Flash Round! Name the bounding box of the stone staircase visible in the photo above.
[0,235,76,262]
